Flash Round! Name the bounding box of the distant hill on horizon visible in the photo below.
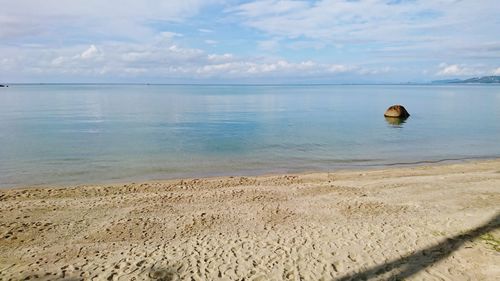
[432,76,500,84]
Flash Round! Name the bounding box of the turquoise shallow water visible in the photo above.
[1,84,500,187]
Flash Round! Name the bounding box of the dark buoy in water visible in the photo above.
[384,105,410,118]
[384,105,410,127]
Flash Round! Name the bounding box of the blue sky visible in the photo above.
[1,0,499,83]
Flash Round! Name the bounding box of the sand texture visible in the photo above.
[1,160,499,280]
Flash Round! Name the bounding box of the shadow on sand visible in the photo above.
[335,212,499,281]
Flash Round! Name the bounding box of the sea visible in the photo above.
[1,84,499,187]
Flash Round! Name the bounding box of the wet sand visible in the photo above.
[0,160,499,280]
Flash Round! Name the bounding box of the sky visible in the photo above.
[1,0,500,83]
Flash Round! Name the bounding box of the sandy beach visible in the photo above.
[0,160,499,280]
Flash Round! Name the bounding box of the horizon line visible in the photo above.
[0,82,465,86]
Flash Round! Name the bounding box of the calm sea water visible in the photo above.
[1,84,500,187]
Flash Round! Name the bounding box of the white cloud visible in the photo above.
[192,59,387,79]
[198,28,213,33]
[80,45,99,59]
[0,39,392,81]
[49,45,101,67]
[158,32,182,41]
[51,57,66,66]
[436,63,488,76]
[0,0,219,22]
[439,64,464,76]
[230,0,499,39]
[328,65,356,74]
[204,40,218,46]
[228,0,500,60]
[208,54,234,63]
[0,0,220,41]
[258,39,280,51]
[228,0,309,18]
[2,0,498,82]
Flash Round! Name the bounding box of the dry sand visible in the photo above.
[1,160,499,280]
